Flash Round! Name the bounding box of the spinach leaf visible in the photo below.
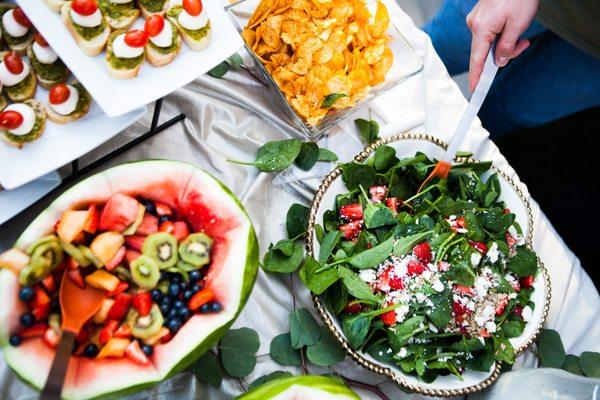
[464,210,484,242]
[229,139,302,172]
[500,320,524,338]
[318,231,342,264]
[338,266,381,304]
[355,118,379,144]
[466,346,495,372]
[323,281,348,314]
[392,231,433,256]
[373,145,397,172]
[444,261,476,286]
[318,148,339,162]
[286,203,310,238]
[340,163,377,191]
[295,142,319,171]
[507,247,538,277]
[342,313,372,350]
[388,316,425,351]
[428,290,452,329]
[493,336,515,363]
[480,208,504,233]
[299,256,339,295]
[364,203,396,229]
[348,235,394,269]
[322,93,348,108]
[366,339,394,363]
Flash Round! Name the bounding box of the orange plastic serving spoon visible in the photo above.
[40,273,104,400]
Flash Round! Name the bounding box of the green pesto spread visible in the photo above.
[140,0,167,13]
[167,6,210,41]
[98,0,138,21]
[30,51,69,83]
[4,112,43,144]
[108,33,144,69]
[70,13,107,40]
[68,83,91,116]
[5,73,33,97]
[148,21,180,54]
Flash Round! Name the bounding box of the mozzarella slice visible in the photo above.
[149,21,173,48]
[3,103,36,136]
[2,10,29,38]
[50,85,79,116]
[70,8,102,28]
[112,34,144,58]
[0,60,30,86]
[110,0,133,3]
[178,9,208,31]
[32,42,59,64]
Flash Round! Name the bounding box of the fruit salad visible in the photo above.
[312,150,540,381]
[0,192,222,364]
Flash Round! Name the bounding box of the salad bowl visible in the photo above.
[306,133,550,396]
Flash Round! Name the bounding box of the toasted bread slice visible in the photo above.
[0,4,34,55]
[0,99,46,149]
[0,50,37,102]
[99,0,139,30]
[43,0,66,12]
[61,1,110,56]
[166,6,211,51]
[27,44,70,90]
[105,30,144,79]
[45,82,91,124]
[145,22,181,67]
[137,0,168,18]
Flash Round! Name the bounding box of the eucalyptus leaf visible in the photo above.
[208,61,229,78]
[190,351,222,388]
[289,308,322,349]
[306,327,346,366]
[227,53,243,69]
[220,328,260,377]
[561,354,584,376]
[537,329,566,368]
[580,352,600,378]
[270,333,302,366]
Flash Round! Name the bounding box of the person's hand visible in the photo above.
[466,0,539,91]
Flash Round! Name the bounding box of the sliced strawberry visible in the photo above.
[155,202,172,217]
[406,260,426,276]
[339,203,363,221]
[125,235,146,252]
[159,221,174,234]
[479,329,491,338]
[125,340,150,365]
[84,204,99,234]
[29,286,50,308]
[105,246,126,271]
[42,275,57,293]
[438,260,451,271]
[339,220,362,240]
[172,221,190,242]
[188,288,214,311]
[469,240,488,254]
[456,216,466,228]
[21,323,48,338]
[510,280,521,292]
[380,310,396,326]
[385,197,401,214]
[125,249,141,264]
[114,324,132,339]
[136,213,158,236]
[31,303,51,321]
[413,242,432,264]
[379,266,403,291]
[452,301,469,317]
[132,292,152,317]
[105,281,129,297]
[67,269,85,289]
[43,327,61,348]
[520,275,535,289]
[505,231,517,249]
[106,293,132,321]
[343,301,362,314]
[513,306,523,318]
[99,320,119,345]
[495,297,508,316]
[369,185,387,203]
[453,285,475,296]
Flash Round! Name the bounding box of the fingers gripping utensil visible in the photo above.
[417,45,499,193]
[40,273,104,400]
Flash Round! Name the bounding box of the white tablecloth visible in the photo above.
[1,2,599,399]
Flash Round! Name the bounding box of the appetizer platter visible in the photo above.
[18,0,243,116]
[307,135,549,395]
[0,160,259,399]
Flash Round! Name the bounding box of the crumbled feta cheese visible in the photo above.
[359,269,377,283]
[474,276,490,297]
[415,292,427,303]
[508,293,517,299]
[471,252,482,267]
[429,324,439,333]
[522,305,533,322]
[486,242,499,263]
[397,347,407,358]
[395,304,409,323]
[485,321,497,333]
[432,279,445,292]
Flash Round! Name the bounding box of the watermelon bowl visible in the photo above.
[305,133,550,397]
[0,160,259,399]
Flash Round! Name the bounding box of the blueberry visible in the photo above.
[151,289,163,302]
[168,283,181,298]
[143,200,157,216]
[191,283,203,293]
[9,334,22,347]
[210,302,222,313]
[199,304,210,314]
[84,343,99,358]
[178,308,191,321]
[179,281,188,291]
[18,286,35,302]
[182,290,193,301]
[158,215,171,225]
[160,303,170,315]
[141,344,154,357]
[173,300,185,310]
[51,298,60,312]
[188,270,203,282]
[170,273,182,283]
[20,312,35,327]
[167,318,181,333]
[167,308,178,320]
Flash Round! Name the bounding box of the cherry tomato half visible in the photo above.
[124,29,148,47]
[183,0,202,16]
[13,7,31,27]
[0,110,23,130]
[144,14,164,37]
[3,52,24,75]
[72,0,98,16]
[49,84,71,105]
[33,33,49,47]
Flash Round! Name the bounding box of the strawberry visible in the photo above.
[438,261,451,271]
[479,329,491,338]
[105,281,129,297]
[42,275,57,293]
[172,221,190,242]
[105,246,126,271]
[136,213,158,236]
[379,267,403,291]
[343,301,362,314]
[385,197,401,214]
[456,216,466,228]
[510,280,521,292]
[125,235,146,252]
[43,327,61,348]
[106,293,132,321]
[125,249,141,264]
[502,208,511,215]
[125,340,150,365]
[406,260,426,276]
[67,257,79,270]
[469,240,488,254]
[369,185,387,203]
[155,202,172,216]
[495,297,508,316]
[453,285,475,296]
[505,231,517,249]
[339,220,362,240]
[99,320,119,345]
[520,275,535,289]
[84,204,99,234]
[67,269,85,289]
[21,323,48,338]
[159,220,175,234]
[413,242,432,264]
[513,305,523,318]
[30,286,50,308]
[114,324,132,338]
[133,292,152,317]
[31,303,51,321]
[339,203,363,221]
[452,301,469,317]
[380,310,396,326]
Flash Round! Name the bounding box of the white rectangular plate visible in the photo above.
[17,1,244,117]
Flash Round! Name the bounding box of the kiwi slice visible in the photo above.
[131,255,160,289]
[178,233,212,267]
[20,239,64,285]
[25,235,59,255]
[123,204,145,236]
[78,245,103,268]
[60,240,91,267]
[142,232,178,269]
[126,304,164,340]
[177,260,199,272]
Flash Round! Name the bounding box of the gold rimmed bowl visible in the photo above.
[305,133,551,396]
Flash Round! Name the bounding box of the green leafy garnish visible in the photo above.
[321,93,348,108]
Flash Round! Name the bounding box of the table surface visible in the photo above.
[1,2,599,399]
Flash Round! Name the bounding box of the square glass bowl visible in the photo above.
[225,0,424,138]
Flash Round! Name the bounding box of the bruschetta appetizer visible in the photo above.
[61,0,110,56]
[166,0,210,51]
[144,14,180,66]
[0,5,34,55]
[106,29,147,79]
[43,0,67,13]
[45,82,91,123]
[137,0,168,18]
[0,51,37,102]
[98,0,139,30]
[27,34,70,89]
[0,100,46,148]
